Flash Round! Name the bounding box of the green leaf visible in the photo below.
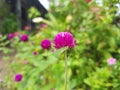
[53,47,68,58]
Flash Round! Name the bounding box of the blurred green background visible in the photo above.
[0,0,120,90]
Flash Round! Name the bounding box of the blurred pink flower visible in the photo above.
[51,50,54,53]
[72,0,76,3]
[0,79,2,83]
[23,60,28,65]
[24,26,31,31]
[86,0,92,3]
[8,33,14,40]
[107,58,116,65]
[72,0,76,6]
[41,23,47,28]
[30,41,34,45]
[53,32,76,49]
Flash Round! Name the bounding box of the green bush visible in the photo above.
[0,1,9,18]
[1,14,18,34]
[3,0,120,90]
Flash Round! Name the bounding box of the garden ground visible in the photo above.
[0,52,6,79]
[0,52,15,79]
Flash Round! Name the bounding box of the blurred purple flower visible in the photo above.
[107,58,116,65]
[41,39,51,49]
[33,51,38,55]
[53,32,76,49]
[20,34,29,42]
[31,41,34,45]
[8,33,14,39]
[14,74,23,82]
[14,31,21,37]
[51,50,54,52]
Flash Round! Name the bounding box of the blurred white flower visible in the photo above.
[32,17,43,23]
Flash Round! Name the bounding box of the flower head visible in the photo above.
[8,33,14,39]
[0,79,2,83]
[23,60,28,65]
[41,39,51,49]
[32,17,43,23]
[51,50,54,53]
[20,34,29,42]
[53,32,76,49]
[30,41,34,45]
[14,32,21,37]
[41,23,47,28]
[24,26,31,31]
[14,74,23,82]
[33,51,38,55]
[86,0,92,3]
[107,58,116,65]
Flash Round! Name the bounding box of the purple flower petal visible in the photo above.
[41,39,51,49]
[53,32,76,49]
[20,34,29,42]
[15,74,23,82]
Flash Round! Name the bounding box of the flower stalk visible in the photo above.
[65,50,68,90]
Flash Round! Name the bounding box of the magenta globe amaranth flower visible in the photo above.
[33,51,38,55]
[8,33,14,39]
[107,58,116,65]
[20,34,29,42]
[41,39,51,49]
[54,32,76,49]
[15,74,23,82]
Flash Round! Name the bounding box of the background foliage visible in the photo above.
[0,0,120,90]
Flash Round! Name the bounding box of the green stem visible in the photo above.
[65,51,68,90]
